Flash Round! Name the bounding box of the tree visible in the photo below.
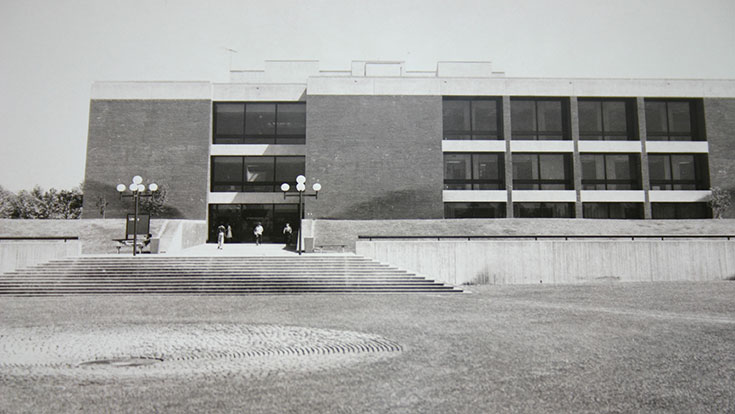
[708,187,733,219]
[95,196,109,218]
[139,184,169,217]
[0,185,82,219]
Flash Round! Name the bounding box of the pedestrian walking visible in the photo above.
[254,222,264,246]
[283,223,293,245]
[226,224,233,243]
[217,224,226,250]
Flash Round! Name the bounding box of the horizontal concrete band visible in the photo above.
[92,79,735,99]
[308,77,735,97]
[356,240,735,285]
[210,145,306,156]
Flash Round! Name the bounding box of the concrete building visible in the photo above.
[82,60,735,244]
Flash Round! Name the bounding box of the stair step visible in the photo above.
[0,254,460,296]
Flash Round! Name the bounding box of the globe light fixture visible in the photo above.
[280,176,322,255]
[116,176,159,257]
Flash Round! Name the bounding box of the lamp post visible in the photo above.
[116,176,158,256]
[280,175,321,255]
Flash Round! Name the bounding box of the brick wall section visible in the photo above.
[705,98,735,218]
[83,100,210,220]
[305,95,444,219]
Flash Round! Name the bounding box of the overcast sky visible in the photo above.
[1,0,734,192]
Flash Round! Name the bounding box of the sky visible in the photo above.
[1,0,734,192]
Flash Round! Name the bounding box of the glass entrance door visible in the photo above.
[208,204,299,244]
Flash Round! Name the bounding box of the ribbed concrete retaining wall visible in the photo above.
[356,240,735,285]
[1,241,81,274]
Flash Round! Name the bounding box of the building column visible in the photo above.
[503,96,514,218]
[570,97,583,218]
[637,97,652,219]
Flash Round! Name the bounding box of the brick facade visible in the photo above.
[705,98,735,218]
[305,95,444,219]
[83,100,210,220]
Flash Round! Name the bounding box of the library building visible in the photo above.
[82,60,735,244]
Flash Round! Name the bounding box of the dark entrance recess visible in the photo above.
[208,204,299,244]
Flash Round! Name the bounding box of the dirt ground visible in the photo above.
[1,281,734,413]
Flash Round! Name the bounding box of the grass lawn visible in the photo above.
[1,281,734,413]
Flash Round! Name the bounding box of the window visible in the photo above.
[578,99,636,140]
[443,97,502,140]
[512,153,573,190]
[651,203,711,219]
[511,98,569,140]
[648,154,709,190]
[444,202,506,218]
[213,102,306,144]
[583,203,643,219]
[513,203,574,218]
[211,156,305,192]
[581,154,641,190]
[645,99,703,141]
[444,153,505,190]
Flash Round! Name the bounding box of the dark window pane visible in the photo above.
[578,101,602,133]
[583,203,607,219]
[274,157,305,185]
[472,100,498,134]
[583,203,643,219]
[243,157,274,192]
[648,155,671,182]
[443,100,471,133]
[514,202,574,218]
[512,154,535,180]
[581,154,603,181]
[215,103,244,136]
[245,104,276,136]
[475,154,501,180]
[604,101,627,132]
[277,104,306,136]
[652,203,711,219]
[671,155,695,181]
[536,100,562,133]
[539,154,566,180]
[444,154,471,180]
[607,155,632,180]
[645,101,668,134]
[213,157,243,182]
[444,202,506,218]
[668,102,691,134]
[511,100,535,133]
[651,203,677,219]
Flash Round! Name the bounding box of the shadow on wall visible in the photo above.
[330,189,440,219]
[83,179,182,219]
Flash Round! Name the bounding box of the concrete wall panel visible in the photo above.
[357,239,735,285]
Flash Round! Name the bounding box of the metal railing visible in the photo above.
[357,235,734,241]
[0,236,79,242]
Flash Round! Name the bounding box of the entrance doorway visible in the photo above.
[208,204,299,244]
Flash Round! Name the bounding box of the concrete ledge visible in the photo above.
[357,239,735,285]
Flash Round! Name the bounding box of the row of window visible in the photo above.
[444,153,709,191]
[443,97,704,141]
[214,103,306,145]
[211,156,305,192]
[445,202,712,219]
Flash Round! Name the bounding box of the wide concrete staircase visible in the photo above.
[0,255,461,296]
